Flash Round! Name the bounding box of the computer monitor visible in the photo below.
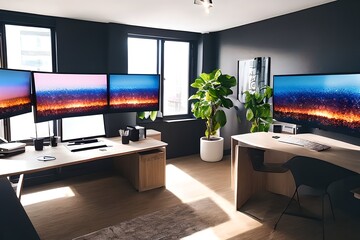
[32,72,108,123]
[0,68,32,119]
[108,74,160,113]
[273,73,360,138]
[61,114,105,142]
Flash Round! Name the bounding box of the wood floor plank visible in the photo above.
[22,155,360,240]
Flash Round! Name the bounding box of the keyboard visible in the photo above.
[278,136,331,152]
[66,142,107,152]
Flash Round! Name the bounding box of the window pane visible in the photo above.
[128,37,157,74]
[5,25,52,71]
[0,120,4,139]
[10,113,53,140]
[163,41,189,116]
[5,25,53,141]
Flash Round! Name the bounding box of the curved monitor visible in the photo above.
[33,72,108,123]
[0,68,32,119]
[108,74,160,113]
[273,73,360,138]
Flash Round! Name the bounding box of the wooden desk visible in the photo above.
[0,137,167,191]
[231,132,360,210]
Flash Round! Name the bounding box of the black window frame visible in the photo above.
[0,22,57,142]
[127,35,197,121]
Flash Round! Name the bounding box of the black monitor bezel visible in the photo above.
[32,71,108,123]
[273,72,360,138]
[0,68,32,119]
[107,73,160,113]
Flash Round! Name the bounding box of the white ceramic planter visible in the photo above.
[200,136,224,162]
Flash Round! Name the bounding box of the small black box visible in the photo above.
[127,126,139,141]
[272,124,282,133]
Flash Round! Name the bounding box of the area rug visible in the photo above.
[73,198,228,240]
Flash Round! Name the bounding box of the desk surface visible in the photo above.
[0,137,167,177]
[232,132,360,174]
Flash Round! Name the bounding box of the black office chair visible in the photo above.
[274,156,357,239]
[7,174,25,200]
[247,148,288,173]
[240,148,288,221]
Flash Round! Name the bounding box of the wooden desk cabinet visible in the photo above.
[113,148,166,192]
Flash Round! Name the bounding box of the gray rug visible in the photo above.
[73,198,228,240]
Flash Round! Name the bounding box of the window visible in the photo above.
[128,37,191,117]
[4,25,54,141]
[163,41,189,116]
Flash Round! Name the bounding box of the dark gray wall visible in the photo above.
[56,18,108,73]
[216,0,360,149]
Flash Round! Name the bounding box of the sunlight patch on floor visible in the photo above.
[166,164,262,239]
[21,186,75,206]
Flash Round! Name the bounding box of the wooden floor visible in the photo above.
[22,154,360,240]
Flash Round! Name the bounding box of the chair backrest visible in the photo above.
[284,156,357,190]
[247,148,266,171]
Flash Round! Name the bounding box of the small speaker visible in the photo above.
[272,124,282,133]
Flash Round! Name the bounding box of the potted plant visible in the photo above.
[244,86,273,132]
[189,69,236,162]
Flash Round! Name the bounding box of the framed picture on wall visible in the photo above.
[237,57,271,103]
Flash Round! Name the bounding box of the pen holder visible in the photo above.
[51,136,60,147]
[34,138,44,151]
[119,129,130,144]
[122,135,130,144]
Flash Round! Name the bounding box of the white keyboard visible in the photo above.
[278,136,331,152]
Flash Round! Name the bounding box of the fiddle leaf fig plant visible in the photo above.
[189,69,237,140]
[244,86,273,133]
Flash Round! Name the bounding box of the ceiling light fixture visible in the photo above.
[194,0,213,12]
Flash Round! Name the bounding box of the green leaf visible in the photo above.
[250,124,258,133]
[137,112,145,119]
[200,73,210,81]
[246,109,254,121]
[264,86,273,98]
[190,78,206,89]
[213,69,221,79]
[150,111,157,121]
[218,75,237,88]
[203,105,212,118]
[208,88,218,99]
[221,98,233,109]
[215,110,226,127]
[188,94,200,100]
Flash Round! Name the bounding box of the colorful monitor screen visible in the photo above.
[0,68,32,119]
[33,72,108,123]
[273,73,360,137]
[108,74,160,112]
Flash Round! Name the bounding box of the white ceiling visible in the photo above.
[0,0,336,33]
